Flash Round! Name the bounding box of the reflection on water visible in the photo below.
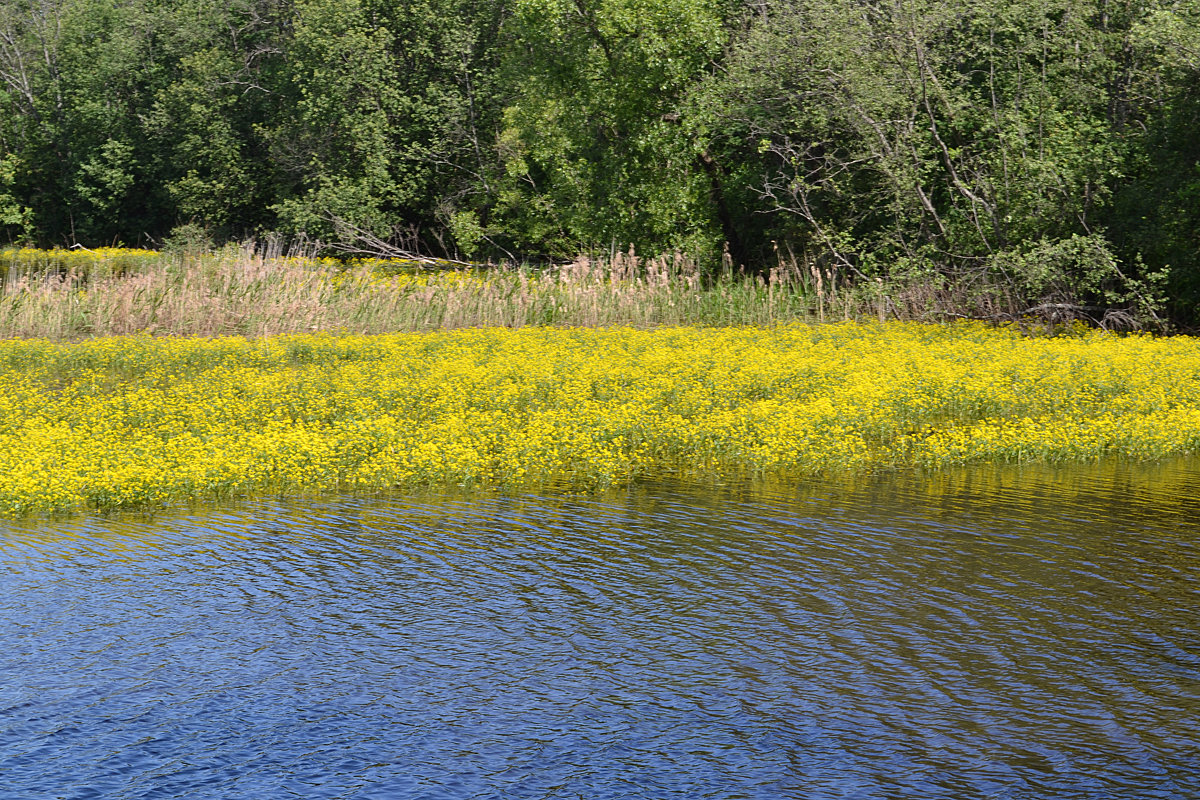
[2,459,1199,799]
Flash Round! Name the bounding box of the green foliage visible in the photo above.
[1108,1,1200,324]
[0,153,32,240]
[491,0,733,260]
[0,0,1197,325]
[447,210,485,258]
[987,235,1167,324]
[161,223,215,257]
[270,0,510,256]
[686,0,1196,323]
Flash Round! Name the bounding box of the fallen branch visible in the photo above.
[324,213,476,268]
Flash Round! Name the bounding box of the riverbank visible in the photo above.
[0,246,826,339]
[2,322,1198,516]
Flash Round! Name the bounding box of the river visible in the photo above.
[2,459,1198,798]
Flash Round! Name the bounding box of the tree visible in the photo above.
[696,0,1171,321]
[0,0,149,242]
[489,0,733,262]
[141,0,290,240]
[269,0,510,259]
[1109,1,1200,324]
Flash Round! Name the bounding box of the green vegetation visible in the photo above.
[0,0,1198,326]
[5,321,1200,516]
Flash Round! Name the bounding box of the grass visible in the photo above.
[0,245,829,339]
[2,321,1200,516]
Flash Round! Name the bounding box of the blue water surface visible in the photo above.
[2,461,1199,799]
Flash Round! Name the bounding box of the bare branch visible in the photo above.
[324,213,476,267]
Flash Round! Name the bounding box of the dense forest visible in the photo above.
[1,0,1199,323]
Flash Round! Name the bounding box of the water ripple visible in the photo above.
[2,459,1199,798]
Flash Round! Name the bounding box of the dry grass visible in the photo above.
[2,243,1119,340]
[0,246,831,339]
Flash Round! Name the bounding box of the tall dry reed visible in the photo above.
[0,246,831,339]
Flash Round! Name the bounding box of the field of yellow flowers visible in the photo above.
[2,321,1199,516]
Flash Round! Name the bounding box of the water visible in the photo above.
[2,460,1199,799]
